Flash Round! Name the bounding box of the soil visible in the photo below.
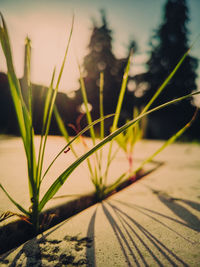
[0,234,93,266]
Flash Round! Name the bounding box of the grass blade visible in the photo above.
[135,108,199,174]
[78,61,96,144]
[37,16,74,188]
[104,51,132,182]
[0,14,37,200]
[141,47,192,114]
[112,50,133,132]
[98,72,105,184]
[36,68,56,187]
[99,72,104,139]
[0,184,29,216]
[24,36,37,199]
[0,14,27,144]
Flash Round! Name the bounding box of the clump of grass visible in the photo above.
[114,45,200,180]
[55,52,132,200]
[107,43,200,190]
[55,46,200,201]
[0,13,112,232]
[0,13,74,232]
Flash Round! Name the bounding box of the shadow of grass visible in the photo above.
[101,200,190,266]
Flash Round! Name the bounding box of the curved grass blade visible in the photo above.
[0,13,27,145]
[141,47,193,114]
[0,14,37,199]
[37,16,74,188]
[0,184,30,216]
[134,108,199,174]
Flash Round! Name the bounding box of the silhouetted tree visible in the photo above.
[75,10,136,133]
[143,0,199,139]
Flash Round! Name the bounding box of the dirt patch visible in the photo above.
[0,235,93,266]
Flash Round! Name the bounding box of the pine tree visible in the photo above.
[82,10,117,114]
[143,0,199,139]
[75,10,135,133]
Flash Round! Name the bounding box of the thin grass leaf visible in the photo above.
[39,91,200,211]
[37,16,74,189]
[99,72,104,140]
[77,61,96,144]
[24,36,37,199]
[0,211,15,222]
[104,51,132,182]
[0,14,37,200]
[115,132,127,152]
[131,106,142,146]
[115,108,141,155]
[25,37,32,115]
[134,108,199,174]
[98,72,104,184]
[0,184,30,216]
[0,14,27,144]
[42,70,56,133]
[102,146,121,178]
[141,48,192,114]
[112,50,133,132]
[76,59,103,183]
[36,68,56,187]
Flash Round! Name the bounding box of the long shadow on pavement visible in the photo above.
[113,199,199,244]
[145,187,200,232]
[86,207,97,267]
[102,200,189,267]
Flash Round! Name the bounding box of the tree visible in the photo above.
[75,10,136,134]
[143,0,199,139]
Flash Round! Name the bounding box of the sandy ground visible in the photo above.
[0,136,156,215]
[0,137,200,266]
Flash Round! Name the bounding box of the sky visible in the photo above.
[0,0,200,95]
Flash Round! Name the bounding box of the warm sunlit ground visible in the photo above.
[0,135,199,265]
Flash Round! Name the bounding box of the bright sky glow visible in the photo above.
[0,0,199,93]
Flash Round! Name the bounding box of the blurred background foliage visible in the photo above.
[0,0,199,141]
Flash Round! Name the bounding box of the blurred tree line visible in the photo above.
[0,0,199,140]
[141,0,200,140]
